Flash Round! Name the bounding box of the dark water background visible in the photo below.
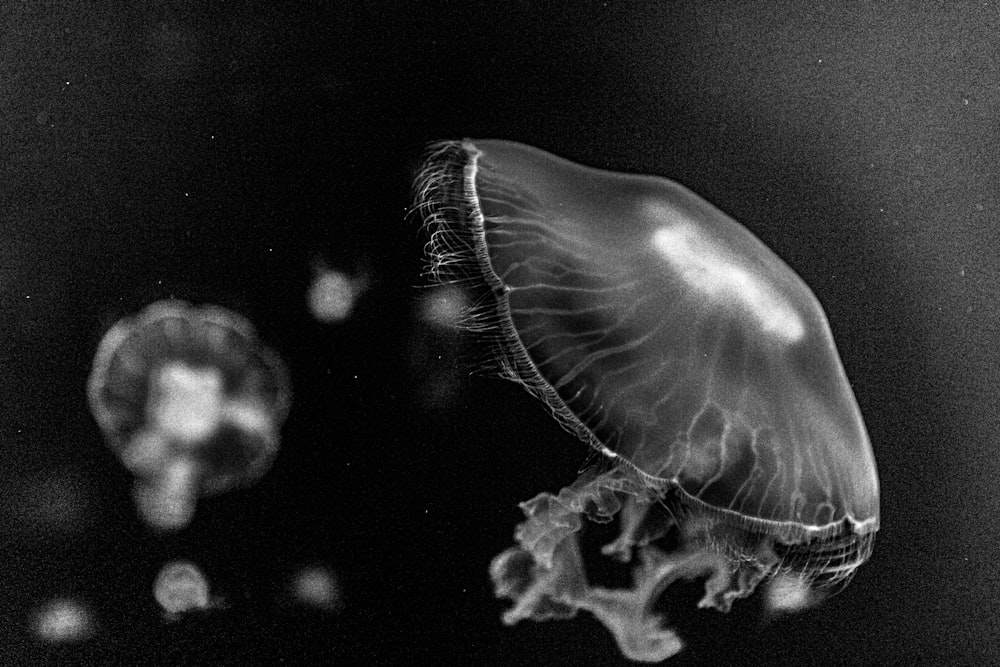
[2,2,997,665]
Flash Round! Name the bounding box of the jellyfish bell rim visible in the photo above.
[87,299,293,442]
[414,139,879,544]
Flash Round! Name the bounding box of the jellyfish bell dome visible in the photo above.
[415,139,879,661]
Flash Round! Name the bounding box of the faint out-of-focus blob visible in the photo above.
[307,266,368,324]
[289,565,342,612]
[154,560,216,620]
[408,286,469,412]
[419,284,467,331]
[764,572,819,615]
[32,598,95,644]
[87,300,291,531]
[2,465,95,543]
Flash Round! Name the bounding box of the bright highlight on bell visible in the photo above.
[415,139,879,662]
[648,222,804,342]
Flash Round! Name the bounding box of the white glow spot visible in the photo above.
[33,598,95,643]
[290,565,342,611]
[308,269,366,323]
[419,285,467,330]
[650,224,804,342]
[765,573,815,613]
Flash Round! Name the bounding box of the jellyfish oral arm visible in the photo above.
[134,457,199,531]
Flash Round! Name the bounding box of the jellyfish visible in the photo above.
[288,564,343,611]
[307,264,369,324]
[153,559,218,619]
[87,300,291,531]
[414,140,879,662]
[32,598,96,643]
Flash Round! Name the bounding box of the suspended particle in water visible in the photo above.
[307,265,368,324]
[153,560,218,619]
[32,598,95,643]
[87,300,291,531]
[415,140,880,662]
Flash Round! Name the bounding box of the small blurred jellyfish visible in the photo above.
[32,598,95,643]
[153,560,219,620]
[87,300,291,531]
[416,141,879,662]
[289,565,342,611]
[307,265,368,324]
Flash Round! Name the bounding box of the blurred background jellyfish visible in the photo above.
[87,300,291,531]
[415,140,880,662]
[32,598,96,644]
[153,560,217,620]
[307,263,370,324]
[288,564,343,612]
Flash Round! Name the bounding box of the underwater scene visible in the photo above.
[3,3,997,665]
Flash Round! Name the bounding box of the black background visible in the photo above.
[2,2,998,665]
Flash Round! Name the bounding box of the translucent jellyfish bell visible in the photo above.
[153,559,220,619]
[88,300,291,531]
[415,140,879,662]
